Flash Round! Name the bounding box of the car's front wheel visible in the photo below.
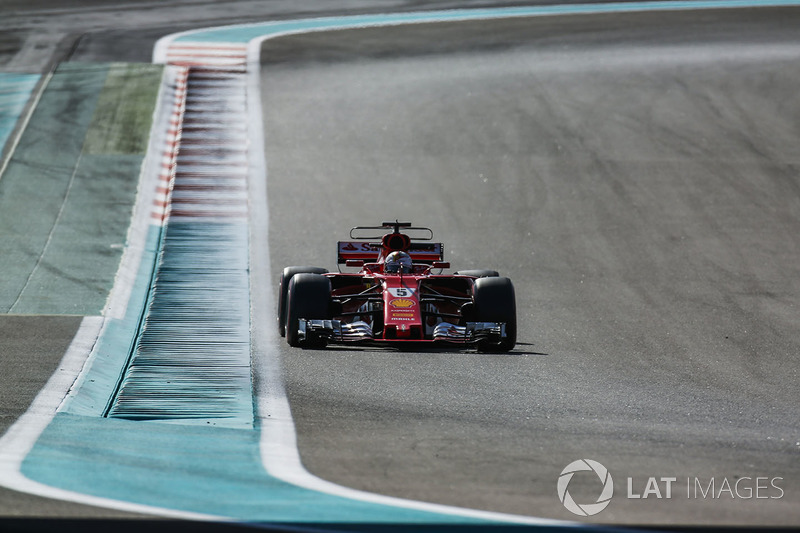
[278,266,328,336]
[472,276,516,352]
[285,273,332,347]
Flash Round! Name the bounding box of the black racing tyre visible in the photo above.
[455,269,499,278]
[286,273,332,347]
[472,276,516,352]
[278,266,328,336]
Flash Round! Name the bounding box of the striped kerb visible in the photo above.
[107,49,252,427]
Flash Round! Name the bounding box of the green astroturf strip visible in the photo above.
[0,62,162,315]
[84,63,163,155]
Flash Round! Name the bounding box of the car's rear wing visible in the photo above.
[350,222,433,241]
[337,241,444,264]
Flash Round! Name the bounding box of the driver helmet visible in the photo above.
[384,251,412,274]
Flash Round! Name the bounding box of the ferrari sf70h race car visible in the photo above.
[278,221,516,352]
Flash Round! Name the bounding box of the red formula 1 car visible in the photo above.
[278,221,516,352]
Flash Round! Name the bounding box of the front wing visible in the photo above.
[296,319,510,346]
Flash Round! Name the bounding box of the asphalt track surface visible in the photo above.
[1,0,799,528]
[263,8,800,525]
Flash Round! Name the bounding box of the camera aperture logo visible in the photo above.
[557,459,614,516]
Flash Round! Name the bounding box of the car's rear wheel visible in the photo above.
[286,273,332,347]
[278,266,328,336]
[472,276,516,352]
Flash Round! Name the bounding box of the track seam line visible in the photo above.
[8,150,83,313]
